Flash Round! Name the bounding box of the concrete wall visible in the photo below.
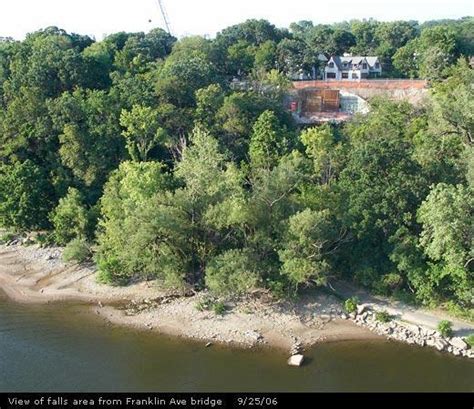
[339,91,370,114]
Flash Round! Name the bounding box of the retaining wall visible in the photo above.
[292,80,429,105]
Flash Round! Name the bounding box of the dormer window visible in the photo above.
[362,63,367,69]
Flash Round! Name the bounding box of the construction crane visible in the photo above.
[156,0,172,35]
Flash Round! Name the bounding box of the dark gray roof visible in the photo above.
[329,55,379,69]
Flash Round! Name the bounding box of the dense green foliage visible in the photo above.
[437,320,454,337]
[375,311,393,323]
[0,19,472,315]
[344,297,359,313]
[50,187,91,245]
[0,160,52,230]
[62,238,92,263]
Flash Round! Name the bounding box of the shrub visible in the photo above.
[195,296,215,312]
[374,273,402,295]
[35,232,56,247]
[465,334,474,349]
[0,232,15,244]
[212,301,227,315]
[375,310,392,323]
[437,320,453,337]
[344,296,359,313]
[96,256,130,285]
[444,300,474,322]
[195,296,227,315]
[354,267,378,288]
[266,278,288,299]
[205,249,259,296]
[62,238,91,263]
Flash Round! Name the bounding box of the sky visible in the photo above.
[1,0,473,40]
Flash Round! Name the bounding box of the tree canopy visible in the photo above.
[0,19,472,316]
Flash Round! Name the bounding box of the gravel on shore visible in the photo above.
[0,242,378,351]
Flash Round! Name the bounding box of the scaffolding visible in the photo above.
[156,0,172,34]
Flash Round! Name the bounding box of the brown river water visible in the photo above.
[0,292,473,392]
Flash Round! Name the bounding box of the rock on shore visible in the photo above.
[348,304,473,359]
[287,354,304,366]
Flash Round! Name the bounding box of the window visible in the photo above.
[342,72,349,79]
[352,73,358,79]
[362,63,367,69]
[375,62,380,69]
[326,72,336,79]
[328,62,334,68]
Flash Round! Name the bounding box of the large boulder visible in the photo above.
[449,337,468,351]
[426,338,437,348]
[434,339,448,351]
[356,304,366,315]
[287,354,305,367]
[398,332,408,341]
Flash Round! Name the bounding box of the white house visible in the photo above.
[324,55,382,80]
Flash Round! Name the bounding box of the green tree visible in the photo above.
[216,19,285,49]
[227,40,256,76]
[4,27,93,99]
[254,40,277,71]
[0,88,56,165]
[337,100,429,285]
[416,183,473,305]
[411,60,473,186]
[276,38,318,77]
[350,19,381,54]
[50,187,90,245]
[300,124,344,185]
[279,209,340,289]
[245,152,307,286]
[392,40,419,78]
[194,84,225,133]
[120,105,169,162]
[393,26,458,79]
[96,161,182,284]
[217,91,290,160]
[48,88,125,200]
[113,29,176,73]
[430,59,474,146]
[0,160,53,230]
[374,21,418,72]
[155,36,220,107]
[249,110,290,169]
[205,249,259,296]
[174,128,247,277]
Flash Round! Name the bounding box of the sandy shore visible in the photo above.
[0,243,379,350]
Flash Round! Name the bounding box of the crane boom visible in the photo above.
[157,0,172,34]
